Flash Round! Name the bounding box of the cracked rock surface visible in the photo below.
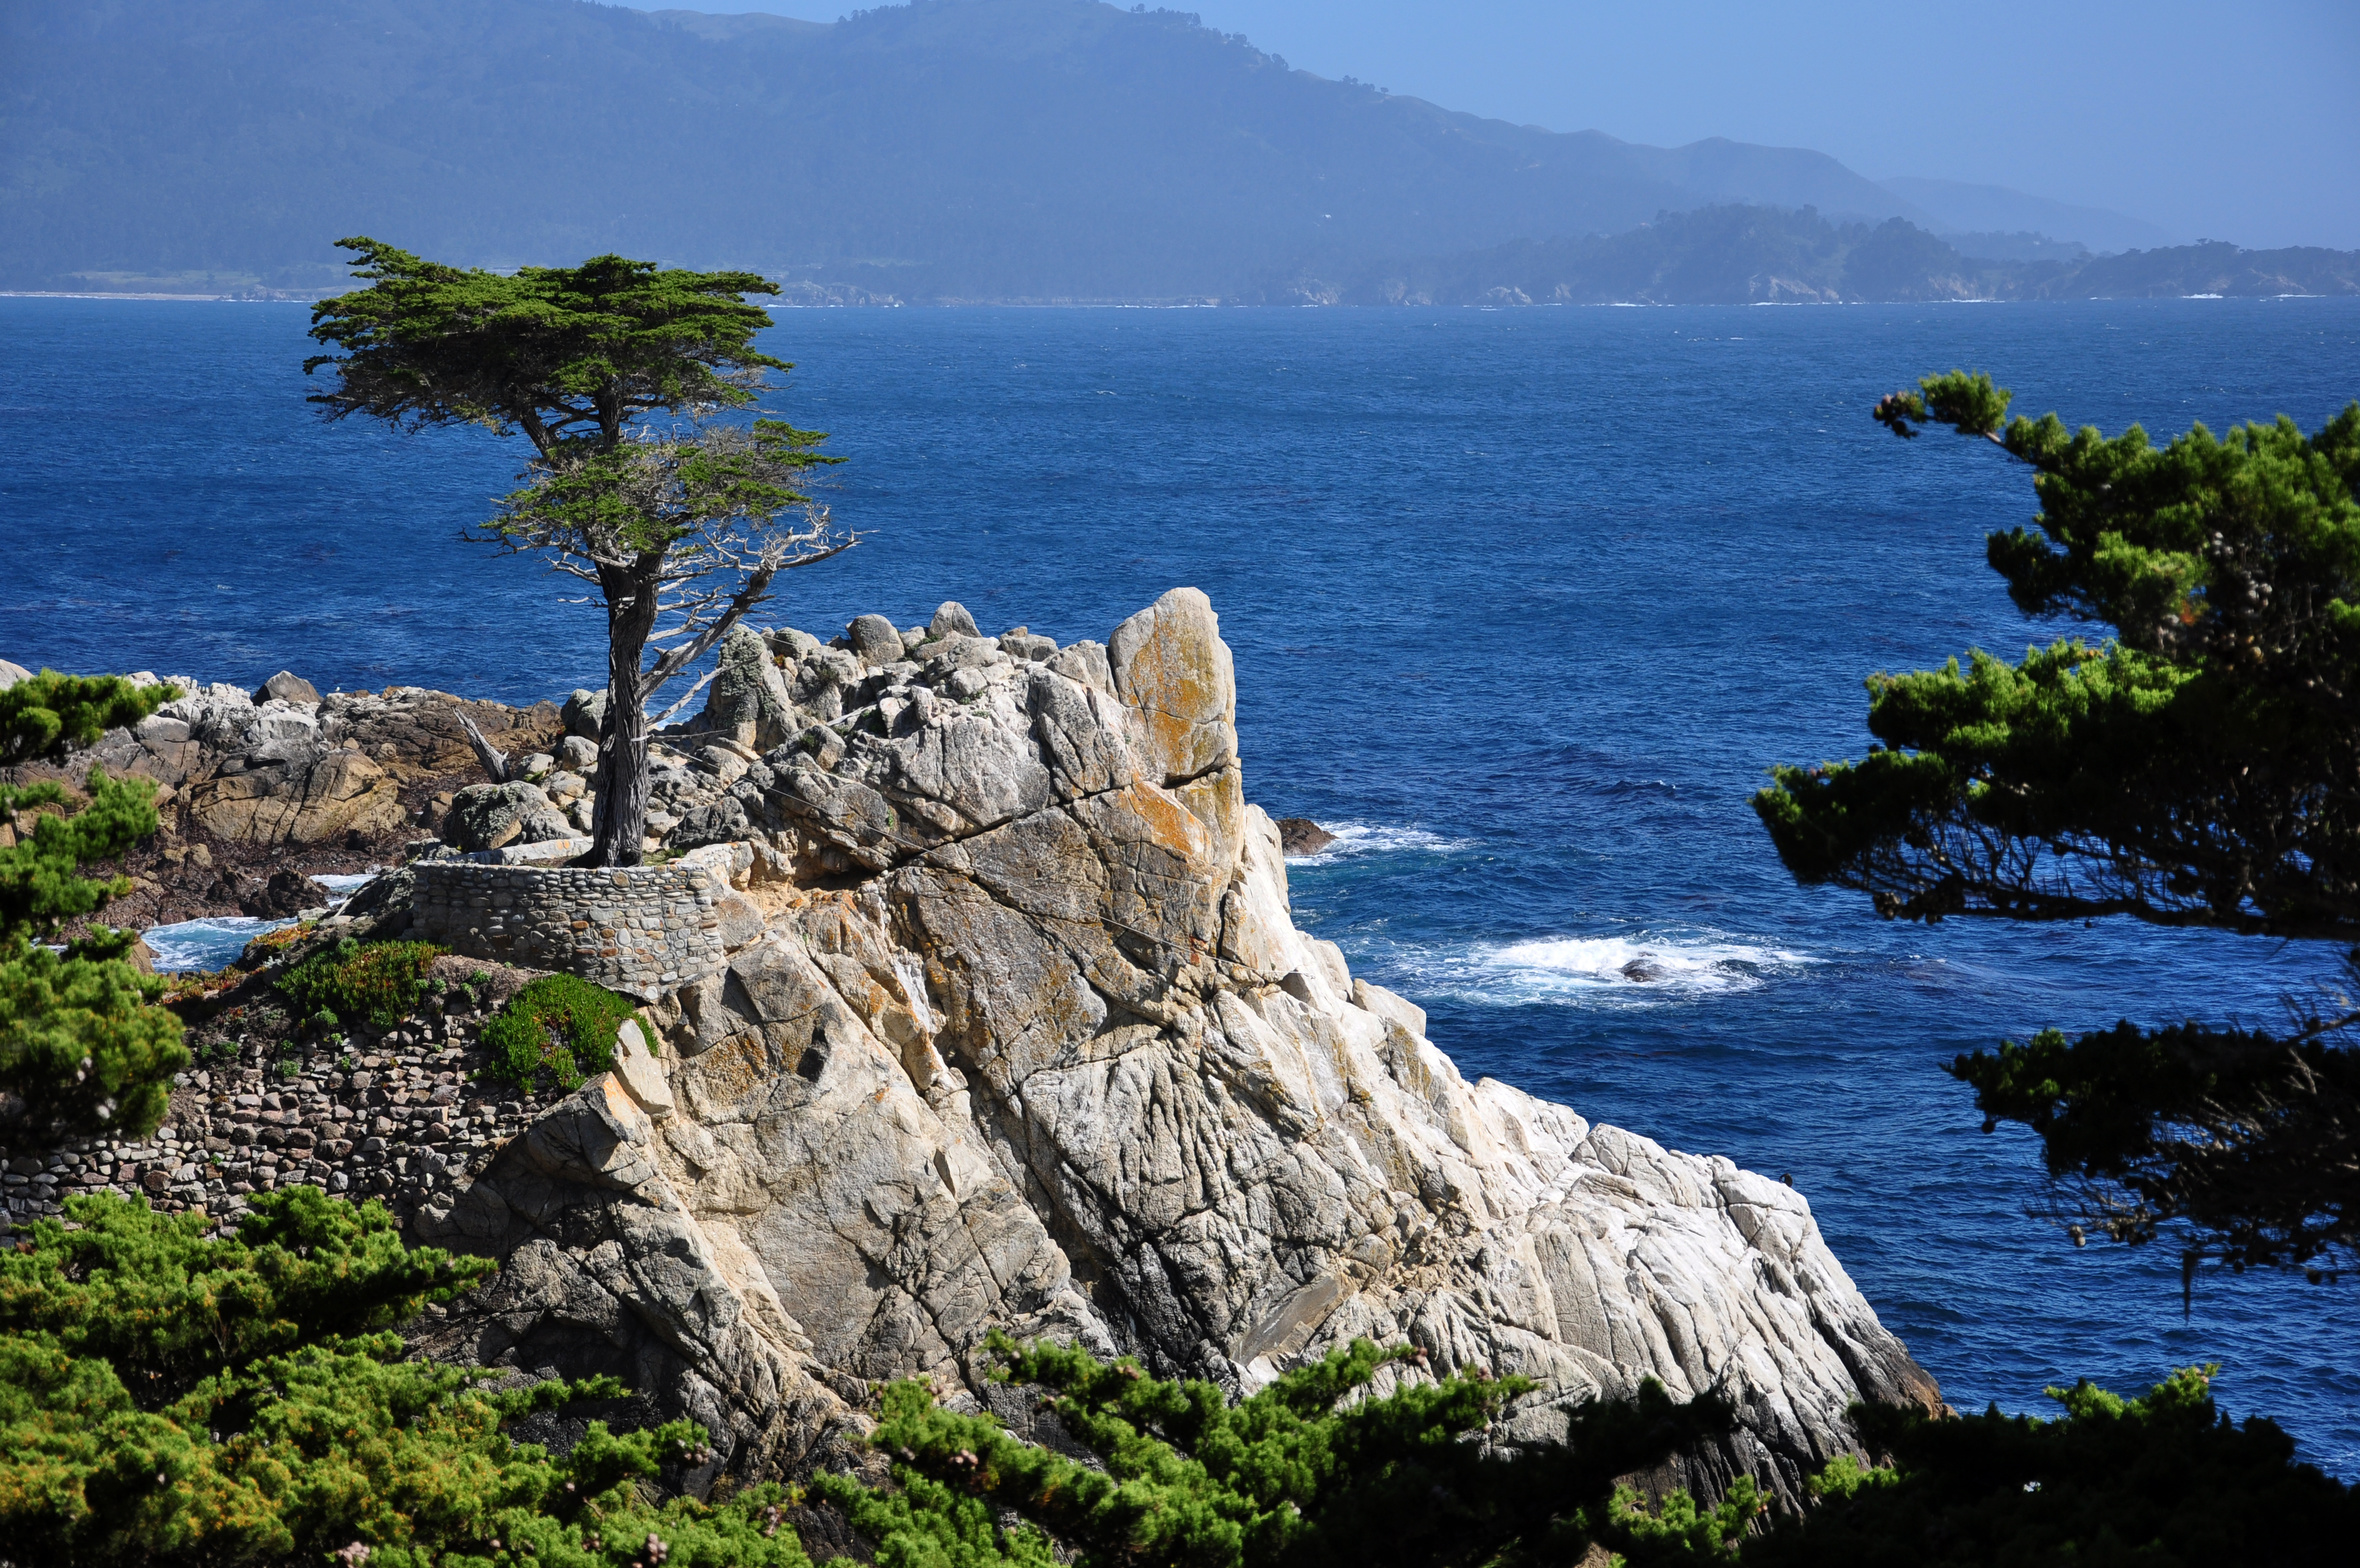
[409,587,1940,1507]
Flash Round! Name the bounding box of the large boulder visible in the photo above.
[186,747,407,844]
[251,670,321,706]
[0,659,29,690]
[562,688,608,742]
[845,614,903,669]
[418,588,1938,1508]
[442,780,572,852]
[317,689,563,777]
[701,624,799,750]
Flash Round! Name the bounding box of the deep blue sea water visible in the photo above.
[7,294,2359,1474]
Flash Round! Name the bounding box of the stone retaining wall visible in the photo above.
[2,994,562,1238]
[409,850,732,999]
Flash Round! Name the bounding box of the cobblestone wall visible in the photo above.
[408,851,732,999]
[1,982,562,1237]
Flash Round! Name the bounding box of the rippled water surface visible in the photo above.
[7,295,2359,1471]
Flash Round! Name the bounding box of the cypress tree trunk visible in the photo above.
[588,553,664,868]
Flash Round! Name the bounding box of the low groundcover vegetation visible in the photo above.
[4,1189,2352,1567]
[480,974,644,1093]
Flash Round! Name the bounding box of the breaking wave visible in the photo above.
[141,916,290,973]
[1285,821,1475,863]
[1387,930,1815,1009]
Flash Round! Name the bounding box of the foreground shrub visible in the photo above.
[0,1190,809,1568]
[816,1331,1737,1568]
[0,669,175,768]
[277,937,446,1030]
[1,766,187,1138]
[481,973,643,1092]
[1729,1365,2360,1567]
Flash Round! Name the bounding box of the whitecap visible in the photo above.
[311,872,378,894]
[1376,930,1814,1009]
[142,916,291,973]
[1285,821,1475,863]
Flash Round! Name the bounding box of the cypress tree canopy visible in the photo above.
[1,672,186,1138]
[1759,373,2360,939]
[304,237,785,457]
[1756,374,2360,1281]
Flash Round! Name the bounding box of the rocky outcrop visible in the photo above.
[1276,816,1335,856]
[701,624,799,752]
[443,780,574,853]
[14,680,572,929]
[403,588,1937,1510]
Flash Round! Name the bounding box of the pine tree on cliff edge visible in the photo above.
[305,238,853,867]
[1755,372,2360,1290]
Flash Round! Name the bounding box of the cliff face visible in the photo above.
[407,587,1938,1505]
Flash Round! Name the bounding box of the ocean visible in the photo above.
[6,293,2358,1473]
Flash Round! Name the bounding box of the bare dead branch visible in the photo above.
[455,707,510,784]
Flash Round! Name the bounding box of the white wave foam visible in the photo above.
[1397,931,1814,1008]
[142,916,291,973]
[1286,822,1474,863]
[312,872,378,894]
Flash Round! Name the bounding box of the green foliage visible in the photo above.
[1607,1475,1763,1562]
[1756,375,2360,1276]
[481,974,640,1092]
[491,416,841,562]
[0,1191,810,1568]
[818,1331,1736,1568]
[0,670,177,768]
[0,935,187,1138]
[1,768,162,941]
[306,239,785,459]
[1736,1367,2360,1566]
[1949,1018,2360,1277]
[1758,387,2360,937]
[0,1185,489,1399]
[0,767,186,1137]
[276,938,447,1031]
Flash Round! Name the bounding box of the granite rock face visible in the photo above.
[701,624,801,752]
[404,588,1935,1506]
[57,678,562,848]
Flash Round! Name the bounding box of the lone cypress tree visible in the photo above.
[1755,373,2360,1285]
[305,239,851,866]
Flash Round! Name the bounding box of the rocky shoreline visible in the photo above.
[4,589,1940,1513]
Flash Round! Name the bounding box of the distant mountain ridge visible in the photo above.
[1878,177,2178,255]
[1290,207,2359,309]
[2,0,2279,305]
[0,0,2146,301]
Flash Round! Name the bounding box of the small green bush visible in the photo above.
[481,974,640,1092]
[277,939,445,1030]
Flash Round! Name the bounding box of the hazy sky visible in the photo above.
[703,0,2360,249]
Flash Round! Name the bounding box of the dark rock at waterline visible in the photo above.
[1620,957,1666,983]
[238,869,319,919]
[1276,817,1335,856]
